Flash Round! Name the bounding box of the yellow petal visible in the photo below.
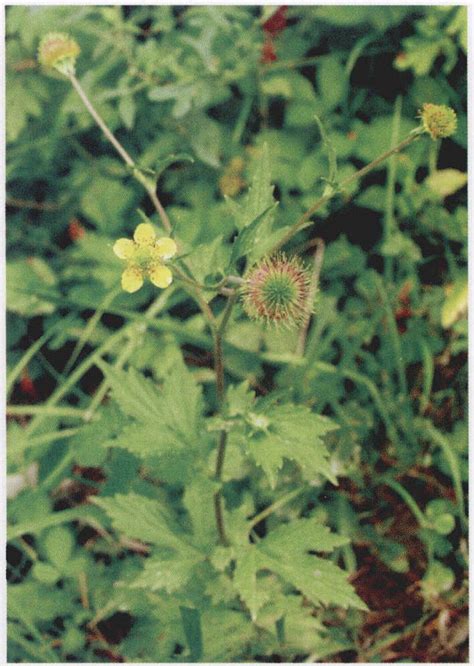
[121,267,144,293]
[113,238,135,259]
[149,264,173,289]
[153,237,178,260]
[134,223,155,246]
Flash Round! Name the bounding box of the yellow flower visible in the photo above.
[113,223,177,293]
[38,33,80,76]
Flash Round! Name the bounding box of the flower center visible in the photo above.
[133,245,153,269]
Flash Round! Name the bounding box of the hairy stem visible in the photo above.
[68,72,171,233]
[212,293,239,545]
[272,130,422,253]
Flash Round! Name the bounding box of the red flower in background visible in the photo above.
[69,218,86,241]
[19,368,37,399]
[262,6,288,37]
[261,6,288,64]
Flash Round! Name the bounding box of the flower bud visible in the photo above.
[241,254,311,327]
[38,33,80,76]
[419,103,457,140]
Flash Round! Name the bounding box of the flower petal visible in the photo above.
[121,267,144,293]
[153,237,178,260]
[113,238,135,259]
[149,264,173,289]
[134,223,155,246]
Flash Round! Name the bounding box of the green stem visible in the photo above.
[7,315,75,398]
[383,95,402,282]
[375,274,408,398]
[212,293,238,545]
[64,287,120,375]
[314,361,401,446]
[248,487,305,531]
[424,421,467,529]
[272,130,422,253]
[68,72,171,233]
[7,405,88,418]
[381,478,428,528]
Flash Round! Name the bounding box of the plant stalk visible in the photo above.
[68,72,171,233]
[212,293,239,545]
[272,130,422,253]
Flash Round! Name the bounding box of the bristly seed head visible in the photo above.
[241,254,312,327]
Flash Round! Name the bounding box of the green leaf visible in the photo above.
[261,518,349,556]
[129,550,204,593]
[441,275,468,328]
[6,75,44,142]
[233,546,270,621]
[244,403,339,488]
[230,202,279,264]
[184,111,223,167]
[180,606,203,661]
[314,114,338,188]
[100,354,204,456]
[425,169,467,198]
[80,176,135,231]
[118,95,136,130]
[317,56,346,110]
[258,523,367,610]
[420,561,455,599]
[233,143,275,231]
[183,477,220,547]
[183,235,231,286]
[200,608,255,661]
[232,519,365,618]
[92,492,187,549]
[7,258,59,316]
[32,561,60,585]
[43,526,75,569]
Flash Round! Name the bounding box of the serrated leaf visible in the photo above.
[92,492,187,549]
[231,202,279,263]
[233,546,269,620]
[236,143,275,231]
[100,354,204,457]
[129,551,203,593]
[258,539,366,611]
[227,381,256,417]
[233,520,364,617]
[245,404,338,488]
[200,608,255,661]
[262,518,349,557]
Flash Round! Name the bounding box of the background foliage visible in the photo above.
[6,5,467,663]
